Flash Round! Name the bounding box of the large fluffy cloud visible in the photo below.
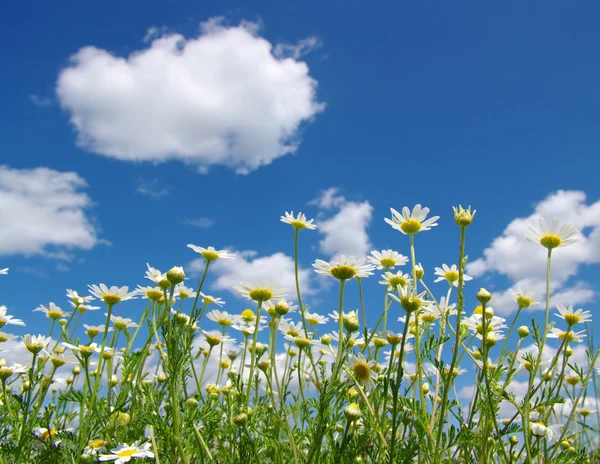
[0,165,99,259]
[57,18,325,174]
[311,188,373,258]
[468,190,600,314]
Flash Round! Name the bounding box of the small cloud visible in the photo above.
[134,178,170,199]
[29,94,53,107]
[274,36,323,60]
[184,217,215,229]
[16,266,50,279]
[143,26,168,43]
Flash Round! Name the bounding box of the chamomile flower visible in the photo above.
[510,289,540,309]
[187,245,235,262]
[235,282,286,303]
[379,271,411,290]
[368,249,408,270]
[175,284,196,300]
[385,205,439,235]
[33,427,58,441]
[62,342,101,356]
[34,303,70,320]
[144,263,166,284]
[0,306,25,327]
[199,292,225,307]
[345,353,377,388]
[135,285,163,301]
[525,218,579,249]
[313,256,375,280]
[434,264,472,287]
[98,442,154,463]
[284,333,319,350]
[530,421,562,441]
[69,301,100,313]
[84,439,108,456]
[201,330,236,347]
[110,315,138,331]
[555,305,592,326]
[547,327,586,343]
[207,310,238,327]
[66,289,95,306]
[23,334,51,354]
[388,284,432,313]
[278,319,304,337]
[463,314,507,340]
[305,312,329,326]
[88,284,137,306]
[280,211,317,231]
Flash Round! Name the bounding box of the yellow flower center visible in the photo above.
[563,314,580,326]
[353,361,371,381]
[202,251,220,262]
[0,332,10,342]
[539,234,562,249]
[421,313,436,323]
[330,265,357,280]
[306,316,319,325]
[388,277,407,288]
[516,295,533,308]
[102,294,122,306]
[558,331,575,342]
[444,271,459,283]
[579,409,591,417]
[373,337,387,348]
[217,318,232,326]
[114,321,127,331]
[290,220,307,231]
[294,337,310,349]
[286,330,300,337]
[566,376,580,386]
[206,335,221,347]
[380,257,396,268]
[240,309,256,322]
[116,448,139,457]
[400,296,421,313]
[0,320,5,329]
[146,289,163,301]
[88,439,106,449]
[41,429,56,441]
[48,310,63,320]
[400,219,422,235]
[249,288,273,302]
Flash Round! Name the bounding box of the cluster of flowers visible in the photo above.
[0,207,597,463]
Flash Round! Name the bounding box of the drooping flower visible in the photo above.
[525,218,579,249]
[368,249,408,270]
[313,256,375,280]
[187,245,235,262]
[0,306,25,328]
[280,211,317,231]
[385,205,439,235]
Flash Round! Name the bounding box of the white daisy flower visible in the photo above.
[88,284,137,306]
[313,255,375,280]
[525,218,579,249]
[201,330,236,347]
[345,353,377,388]
[433,264,472,287]
[278,319,304,337]
[187,245,235,262]
[281,211,317,231]
[305,312,329,326]
[379,271,411,289]
[98,442,154,463]
[135,285,164,301]
[510,289,540,309]
[547,327,586,343]
[555,305,591,326]
[23,334,51,354]
[33,303,70,320]
[368,249,408,270]
[199,292,225,307]
[84,439,107,456]
[235,282,286,303]
[530,420,562,441]
[144,263,166,284]
[388,284,433,314]
[69,301,101,313]
[385,204,439,235]
[0,306,25,327]
[175,284,196,300]
[207,310,238,327]
[66,289,95,306]
[110,315,138,331]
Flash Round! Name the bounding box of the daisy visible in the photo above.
[388,284,432,314]
[62,342,101,356]
[453,205,476,227]
[0,363,28,380]
[0,332,18,343]
[530,420,562,441]
[175,284,196,300]
[420,299,457,323]
[23,334,51,354]
[368,249,408,270]
[280,211,317,231]
[99,442,154,463]
[201,330,236,347]
[510,289,540,309]
[88,284,137,306]
[345,353,377,388]
[207,310,238,327]
[110,316,138,331]
[66,289,95,306]
[385,204,439,235]
[463,314,508,340]
[0,306,25,327]
[547,327,586,343]
[305,312,329,326]
[70,301,100,313]
[84,439,107,456]
[379,271,411,290]
[525,218,579,250]
[84,324,111,339]
[135,285,163,301]
[34,303,70,321]
[283,333,319,350]
[313,255,375,280]
[199,292,225,307]
[187,245,235,262]
[434,264,472,287]
[555,305,592,326]
[278,319,304,337]
[144,263,166,284]
[235,282,286,303]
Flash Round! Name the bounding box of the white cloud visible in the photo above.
[184,217,215,229]
[134,177,170,198]
[57,18,325,175]
[29,94,53,107]
[468,190,600,314]
[312,188,373,258]
[274,36,323,60]
[0,165,99,259]
[190,249,317,299]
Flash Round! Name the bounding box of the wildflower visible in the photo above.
[555,305,591,326]
[33,427,58,441]
[284,333,318,350]
[379,271,411,290]
[187,245,235,262]
[135,285,163,301]
[0,363,27,380]
[342,310,360,332]
[33,303,70,320]
[525,218,578,249]
[388,284,431,313]
[98,442,154,462]
[345,353,377,388]
[368,249,408,270]
[433,264,472,287]
[313,256,375,280]
[530,420,562,441]
[415,263,425,280]
[421,300,456,322]
[385,204,439,235]
[476,288,492,304]
[207,310,238,327]
[281,211,317,231]
[70,302,101,313]
[344,402,362,421]
[547,327,586,343]
[110,316,138,331]
[202,330,236,347]
[66,289,95,305]
[23,334,51,354]
[175,284,196,300]
[84,324,110,339]
[517,326,530,338]
[88,284,137,306]
[510,289,540,309]
[62,342,101,358]
[278,319,304,338]
[235,282,286,303]
[0,306,25,328]
[305,312,329,326]
[165,266,185,285]
[265,299,296,317]
[198,292,225,307]
[84,439,107,456]
[453,205,476,227]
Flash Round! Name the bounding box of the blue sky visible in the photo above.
[1,0,600,388]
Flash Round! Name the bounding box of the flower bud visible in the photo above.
[453,205,476,227]
[509,436,519,446]
[476,288,492,304]
[234,412,248,426]
[517,326,530,338]
[166,266,185,285]
[344,402,362,421]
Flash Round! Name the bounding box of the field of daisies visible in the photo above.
[0,205,598,463]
